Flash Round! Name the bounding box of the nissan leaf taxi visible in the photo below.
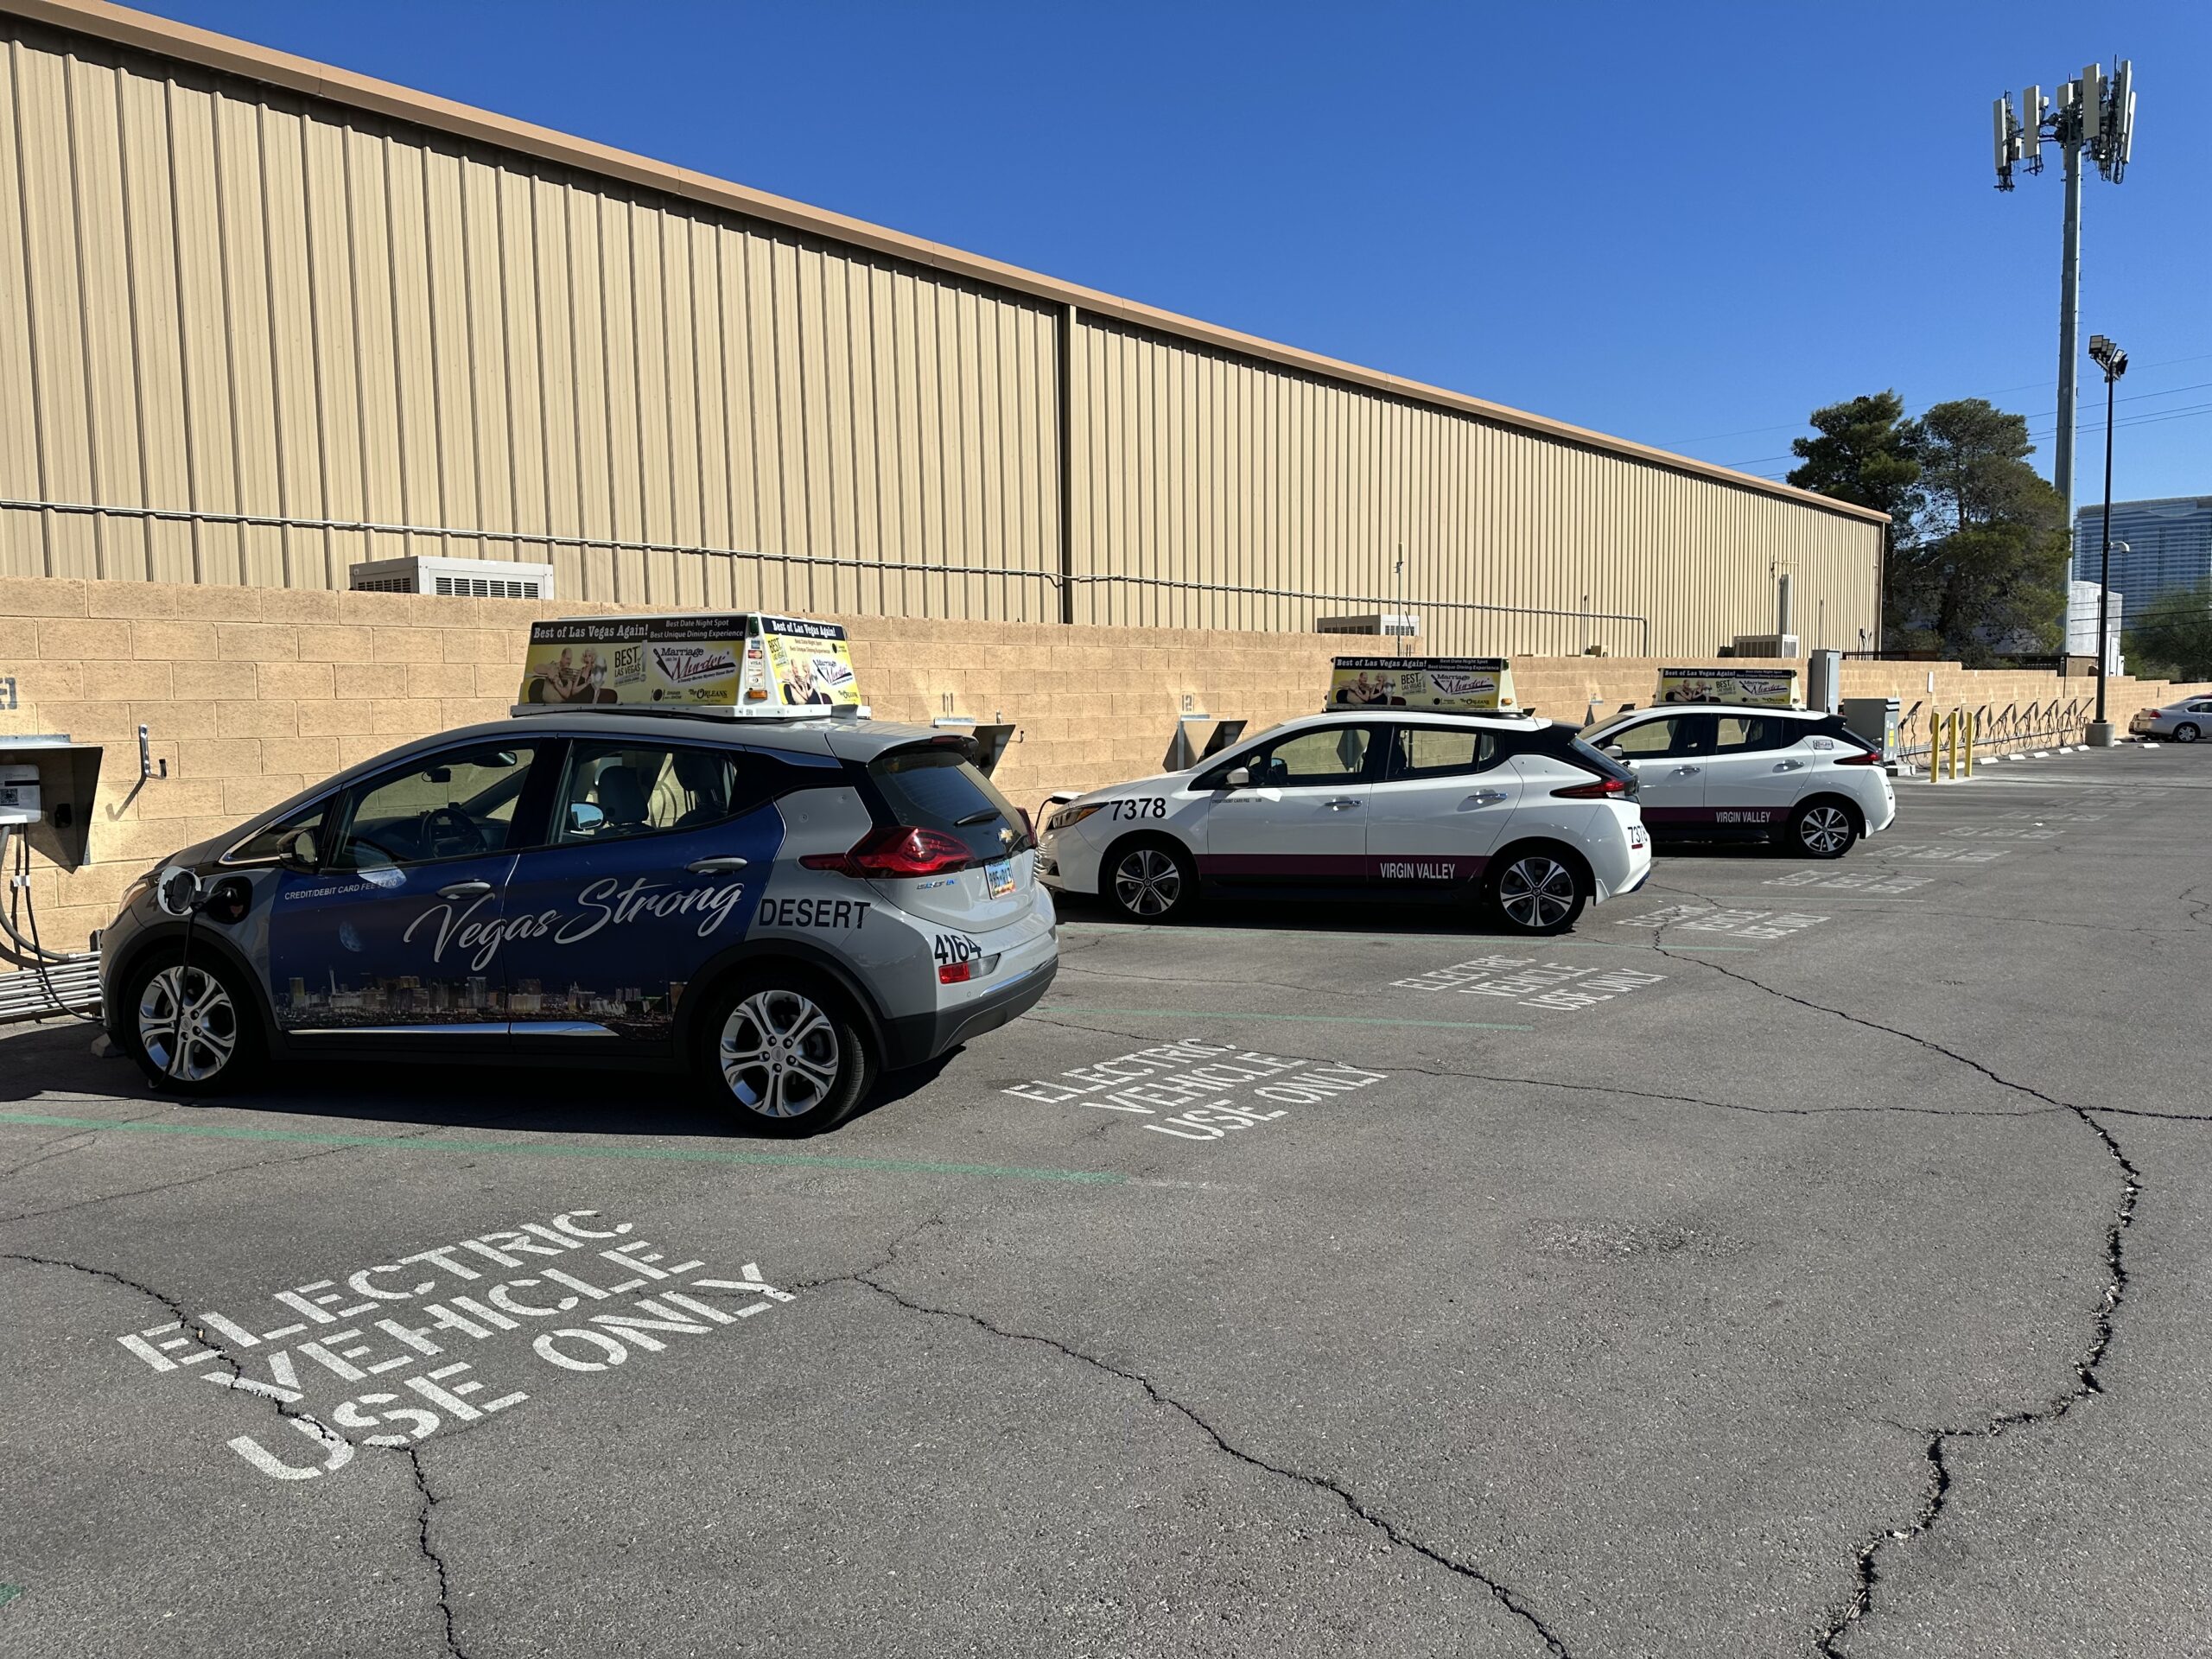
[1037,709,1650,934]
[1580,702,1896,857]
[97,613,1056,1135]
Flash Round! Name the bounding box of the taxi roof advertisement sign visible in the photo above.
[521,613,862,711]
[1328,656,1517,711]
[1656,666,1800,707]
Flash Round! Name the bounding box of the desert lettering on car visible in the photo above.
[758,897,872,929]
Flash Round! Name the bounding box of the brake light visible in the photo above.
[938,961,973,984]
[1552,774,1630,798]
[801,825,974,879]
[1835,748,1884,766]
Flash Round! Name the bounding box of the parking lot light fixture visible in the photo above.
[2088,334,2127,746]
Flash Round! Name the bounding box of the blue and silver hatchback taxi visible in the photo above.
[99,708,1057,1134]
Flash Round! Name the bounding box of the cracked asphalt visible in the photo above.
[1,743,2206,1657]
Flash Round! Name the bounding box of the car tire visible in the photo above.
[1486,845,1588,935]
[1789,797,1859,859]
[696,966,877,1137]
[120,944,264,1096]
[1104,836,1199,923]
[2175,722,2200,743]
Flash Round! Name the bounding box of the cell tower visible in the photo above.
[1992,60,2136,527]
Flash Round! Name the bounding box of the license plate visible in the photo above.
[985,857,1016,899]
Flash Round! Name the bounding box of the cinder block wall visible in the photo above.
[0,577,2202,952]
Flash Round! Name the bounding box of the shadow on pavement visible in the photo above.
[0,1017,958,1140]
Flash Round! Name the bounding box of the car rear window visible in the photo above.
[1567,736,1637,789]
[868,746,1033,861]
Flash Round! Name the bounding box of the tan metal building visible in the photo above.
[0,0,1888,657]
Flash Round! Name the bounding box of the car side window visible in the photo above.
[327,744,540,870]
[1247,726,1376,788]
[1607,717,1683,758]
[1713,716,1788,753]
[555,741,760,842]
[1386,726,1497,781]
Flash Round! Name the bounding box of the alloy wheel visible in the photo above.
[1800,804,1853,855]
[719,988,842,1118]
[2177,724,2200,743]
[1497,856,1578,931]
[1113,849,1183,918]
[137,964,239,1084]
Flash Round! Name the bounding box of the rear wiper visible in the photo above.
[953,809,1001,827]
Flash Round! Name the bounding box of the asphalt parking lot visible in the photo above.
[2,743,2207,1658]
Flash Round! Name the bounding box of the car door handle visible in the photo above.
[1672,765,1701,775]
[1774,760,1804,771]
[438,880,493,899]
[1465,790,1510,807]
[1324,798,1362,810]
[686,856,749,874]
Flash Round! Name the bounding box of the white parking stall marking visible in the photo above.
[1767,869,1934,893]
[1997,810,2105,822]
[113,1210,792,1482]
[1943,826,2056,840]
[1869,843,2011,863]
[1392,955,1667,1011]
[1614,904,1828,942]
[1002,1039,1391,1142]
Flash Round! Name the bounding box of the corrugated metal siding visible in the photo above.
[0,22,1063,618]
[0,16,1879,647]
[1068,317,1877,654]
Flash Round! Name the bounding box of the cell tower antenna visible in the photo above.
[1992,58,2137,539]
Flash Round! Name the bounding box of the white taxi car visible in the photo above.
[1580,703,1895,858]
[1037,711,1649,934]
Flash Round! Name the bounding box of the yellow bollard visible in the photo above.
[1962,710,1975,778]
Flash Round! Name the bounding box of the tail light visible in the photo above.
[1552,774,1630,799]
[938,961,974,985]
[1835,747,1884,766]
[802,825,974,879]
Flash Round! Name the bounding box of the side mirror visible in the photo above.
[567,801,606,836]
[277,829,319,874]
[1605,746,1627,761]
[1224,766,1251,789]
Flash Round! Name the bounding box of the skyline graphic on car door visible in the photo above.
[1365,725,1516,886]
[493,740,784,1050]
[1200,725,1378,880]
[265,741,543,1041]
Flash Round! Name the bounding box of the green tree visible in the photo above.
[1785,390,1922,535]
[2125,580,2212,681]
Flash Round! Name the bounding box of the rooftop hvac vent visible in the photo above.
[348,556,556,601]
[1314,613,1421,639]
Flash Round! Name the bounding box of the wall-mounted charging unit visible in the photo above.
[931,715,1017,777]
[0,736,105,871]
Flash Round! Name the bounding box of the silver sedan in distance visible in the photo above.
[2131,696,2212,742]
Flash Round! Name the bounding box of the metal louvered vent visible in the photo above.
[348,556,556,600]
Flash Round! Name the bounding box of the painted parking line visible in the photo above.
[1044,1002,1536,1032]
[0,1585,18,1612]
[1058,921,1756,951]
[0,1111,1126,1186]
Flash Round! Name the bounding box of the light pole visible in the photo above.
[2088,333,2128,745]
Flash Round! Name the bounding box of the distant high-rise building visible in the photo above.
[2074,497,2212,610]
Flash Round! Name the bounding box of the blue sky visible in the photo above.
[149,1,2211,507]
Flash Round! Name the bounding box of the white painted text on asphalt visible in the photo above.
[114,1210,790,1482]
